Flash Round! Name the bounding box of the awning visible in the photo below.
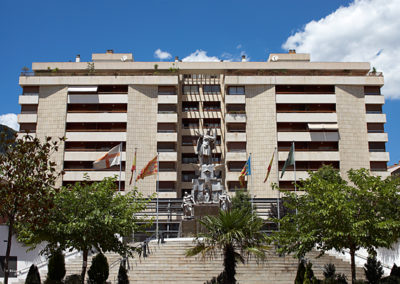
[68,86,98,93]
[308,123,338,130]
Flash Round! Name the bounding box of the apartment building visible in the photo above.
[17,50,390,199]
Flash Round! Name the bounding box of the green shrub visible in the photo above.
[46,251,65,283]
[364,256,383,284]
[323,264,336,279]
[117,264,129,284]
[25,264,41,284]
[64,274,81,284]
[295,260,306,284]
[391,264,400,279]
[335,274,347,284]
[88,253,109,284]
[204,272,224,284]
[303,262,316,284]
[380,276,400,284]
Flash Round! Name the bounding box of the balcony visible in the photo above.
[158,152,177,161]
[369,152,390,162]
[277,113,337,123]
[225,95,245,104]
[64,151,126,161]
[63,171,125,181]
[279,151,340,161]
[158,95,177,104]
[367,133,388,142]
[158,171,177,181]
[157,113,177,123]
[226,132,246,142]
[19,95,38,104]
[66,113,127,123]
[366,113,386,123]
[156,133,177,142]
[226,171,241,181]
[276,94,336,104]
[365,95,384,105]
[277,132,339,142]
[226,152,247,161]
[17,114,37,123]
[65,132,126,142]
[225,113,246,123]
[279,171,309,181]
[68,94,128,104]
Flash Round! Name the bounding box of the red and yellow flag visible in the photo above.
[129,149,137,185]
[263,151,275,183]
[136,156,158,181]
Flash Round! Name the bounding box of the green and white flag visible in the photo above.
[280,142,295,178]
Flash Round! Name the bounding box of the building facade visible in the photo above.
[17,50,390,199]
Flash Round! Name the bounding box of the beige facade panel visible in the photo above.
[157,113,177,123]
[159,171,177,181]
[156,133,178,142]
[278,151,340,161]
[225,113,246,123]
[279,171,309,181]
[365,95,385,105]
[225,76,383,86]
[369,152,390,161]
[225,95,246,104]
[277,113,337,123]
[158,192,177,198]
[181,128,222,136]
[66,113,127,123]
[226,152,247,161]
[226,133,247,142]
[226,171,241,181]
[158,152,177,161]
[277,132,340,142]
[371,171,391,178]
[276,94,336,104]
[17,133,36,139]
[18,114,37,123]
[19,76,178,86]
[68,94,128,104]
[366,113,386,123]
[367,133,388,142]
[180,164,198,171]
[63,171,125,181]
[65,132,126,141]
[19,95,39,104]
[158,95,178,104]
[64,151,127,161]
[336,85,370,175]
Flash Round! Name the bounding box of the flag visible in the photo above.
[136,156,158,181]
[264,151,275,183]
[129,149,137,185]
[93,144,121,169]
[280,142,295,178]
[239,155,251,187]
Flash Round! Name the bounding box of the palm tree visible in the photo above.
[185,209,268,284]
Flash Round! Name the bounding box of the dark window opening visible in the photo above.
[227,86,245,95]
[65,142,126,152]
[276,85,335,94]
[182,101,199,112]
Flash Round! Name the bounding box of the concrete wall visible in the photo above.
[36,86,68,187]
[336,85,370,176]
[126,85,158,195]
[246,85,278,198]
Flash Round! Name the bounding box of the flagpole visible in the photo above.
[118,142,122,192]
[275,146,281,230]
[293,141,298,215]
[134,147,137,189]
[156,152,159,239]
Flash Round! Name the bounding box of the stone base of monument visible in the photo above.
[181,204,220,237]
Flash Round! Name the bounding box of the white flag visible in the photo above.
[93,144,121,169]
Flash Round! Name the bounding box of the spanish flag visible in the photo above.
[239,155,251,188]
[263,151,275,183]
[136,156,158,181]
[129,149,137,185]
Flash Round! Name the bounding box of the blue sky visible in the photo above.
[0,0,399,165]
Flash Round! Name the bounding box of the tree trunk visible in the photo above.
[350,247,356,284]
[81,250,88,284]
[223,244,236,284]
[3,217,14,284]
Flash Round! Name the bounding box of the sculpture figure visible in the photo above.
[196,129,217,165]
[182,192,194,218]
[219,193,231,211]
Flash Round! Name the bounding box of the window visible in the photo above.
[182,136,197,146]
[157,142,176,152]
[226,104,245,114]
[367,123,385,133]
[65,142,126,152]
[159,162,176,172]
[182,118,199,129]
[203,85,221,93]
[159,181,175,192]
[366,104,382,114]
[203,118,221,128]
[364,86,381,95]
[0,256,17,277]
[182,101,199,112]
[158,123,176,133]
[227,142,246,152]
[97,85,128,93]
[369,142,386,152]
[370,161,387,171]
[158,86,176,95]
[275,85,334,94]
[203,101,221,111]
[227,123,246,132]
[158,104,176,113]
[183,85,199,94]
[182,153,198,164]
[227,86,245,95]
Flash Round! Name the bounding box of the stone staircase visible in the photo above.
[57,238,364,284]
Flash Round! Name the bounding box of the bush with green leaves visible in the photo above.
[391,264,400,279]
[88,253,109,284]
[25,264,41,284]
[63,275,81,284]
[117,264,129,284]
[45,250,65,283]
[364,256,384,284]
[295,260,306,284]
[323,264,336,280]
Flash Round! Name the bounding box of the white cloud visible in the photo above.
[236,44,242,49]
[154,49,172,60]
[283,0,400,99]
[0,113,19,131]
[182,50,221,62]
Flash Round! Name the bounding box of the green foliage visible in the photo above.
[270,166,400,282]
[364,256,384,284]
[323,264,336,279]
[391,264,400,279]
[304,262,315,284]
[295,260,306,284]
[380,276,400,284]
[0,125,16,153]
[25,264,41,284]
[88,253,109,284]
[64,275,81,284]
[117,264,129,284]
[45,250,65,283]
[87,63,95,75]
[186,209,268,284]
[204,272,224,284]
[231,189,253,213]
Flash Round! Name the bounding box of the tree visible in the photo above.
[270,166,400,284]
[231,189,253,213]
[186,209,268,284]
[87,253,109,284]
[117,264,129,284]
[18,177,153,284]
[25,264,41,284]
[0,134,62,284]
[364,256,383,284]
[46,250,66,283]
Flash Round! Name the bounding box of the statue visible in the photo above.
[196,129,217,165]
[182,192,194,219]
[219,193,231,211]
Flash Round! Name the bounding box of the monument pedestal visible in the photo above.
[181,204,220,237]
